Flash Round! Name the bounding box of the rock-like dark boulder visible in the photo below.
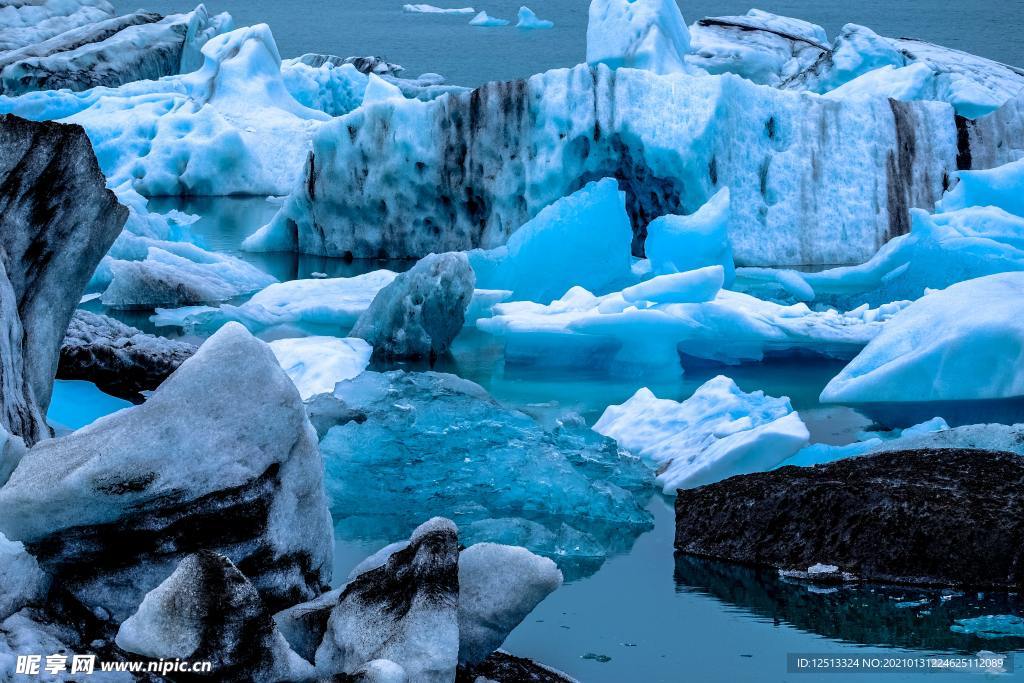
[58,310,196,402]
[0,114,127,444]
[674,448,1024,589]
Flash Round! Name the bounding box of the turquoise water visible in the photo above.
[112,0,1024,87]
[61,196,1024,682]
[47,380,132,432]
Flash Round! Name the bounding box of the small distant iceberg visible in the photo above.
[403,3,476,14]
[469,11,509,27]
[516,6,553,29]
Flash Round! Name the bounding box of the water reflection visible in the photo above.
[675,555,1024,652]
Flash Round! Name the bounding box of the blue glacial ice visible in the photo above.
[644,187,734,285]
[516,7,553,30]
[776,417,952,468]
[469,12,509,27]
[938,157,1024,216]
[315,370,653,574]
[478,271,911,370]
[594,376,809,492]
[821,272,1024,404]
[468,179,635,303]
[587,0,691,75]
[950,615,1024,639]
[0,0,115,51]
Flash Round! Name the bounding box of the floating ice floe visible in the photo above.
[644,187,734,284]
[516,6,553,30]
[152,269,398,335]
[687,10,828,85]
[314,370,653,574]
[595,376,809,492]
[0,5,232,96]
[468,179,635,303]
[469,11,508,27]
[951,615,1024,639]
[403,4,476,14]
[478,269,911,370]
[269,336,372,400]
[587,0,691,75]
[777,417,951,468]
[822,273,1024,404]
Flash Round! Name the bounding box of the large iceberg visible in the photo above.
[315,370,653,573]
[595,376,809,492]
[467,178,635,301]
[478,274,910,370]
[0,24,333,196]
[821,273,1024,404]
[587,0,691,75]
[0,5,231,96]
[0,323,334,621]
[258,62,965,266]
[516,7,553,30]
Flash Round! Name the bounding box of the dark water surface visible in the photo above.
[113,0,1024,87]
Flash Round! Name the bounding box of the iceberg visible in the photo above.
[404,4,475,14]
[621,265,724,304]
[777,417,951,468]
[595,376,809,492]
[516,7,553,30]
[469,11,509,27]
[468,179,635,302]
[0,0,115,51]
[0,5,232,96]
[0,323,334,621]
[938,156,1024,216]
[260,63,965,266]
[821,273,1024,404]
[316,370,653,572]
[587,0,691,75]
[644,187,734,283]
[687,10,828,86]
[478,275,911,370]
[152,270,398,335]
[269,336,372,400]
[784,24,903,94]
[951,615,1024,639]
[351,252,475,360]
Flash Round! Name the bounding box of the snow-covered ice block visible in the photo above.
[0,533,46,622]
[117,551,313,681]
[687,10,828,85]
[0,323,333,621]
[318,370,652,572]
[594,377,809,492]
[468,179,635,303]
[100,246,276,309]
[479,281,910,370]
[404,4,475,13]
[351,252,475,360]
[516,7,552,30]
[621,266,724,305]
[153,270,398,335]
[457,543,562,665]
[587,0,690,75]
[269,336,372,400]
[469,11,508,27]
[644,187,734,283]
[821,273,1024,404]
[315,518,460,681]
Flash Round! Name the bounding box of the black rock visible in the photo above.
[0,114,127,444]
[675,448,1024,589]
[58,310,197,403]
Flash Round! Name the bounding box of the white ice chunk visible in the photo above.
[403,4,475,14]
[595,378,809,492]
[469,11,509,27]
[821,273,1024,403]
[587,0,690,75]
[938,157,1024,217]
[269,336,373,400]
[0,534,46,622]
[621,266,724,305]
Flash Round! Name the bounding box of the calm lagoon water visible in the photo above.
[112,0,1024,87]
[62,196,1024,682]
